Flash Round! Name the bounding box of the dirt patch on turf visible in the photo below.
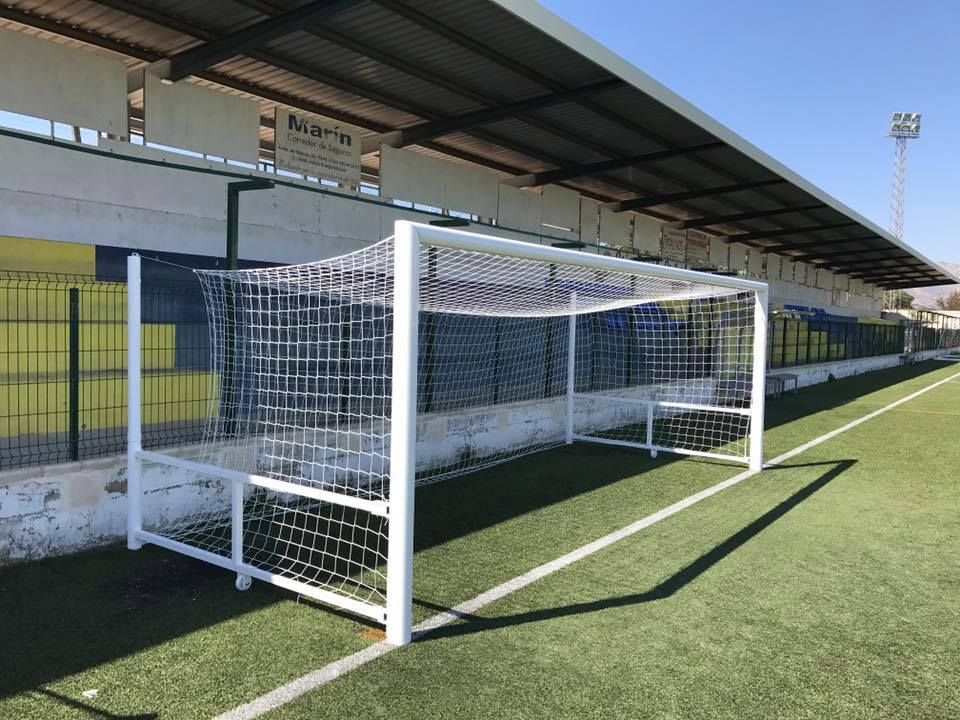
[121,554,223,609]
[357,626,386,642]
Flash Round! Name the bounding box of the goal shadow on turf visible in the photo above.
[34,688,157,719]
[0,364,932,701]
[761,361,946,433]
[413,458,855,641]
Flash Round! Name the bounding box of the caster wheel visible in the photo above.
[235,574,252,591]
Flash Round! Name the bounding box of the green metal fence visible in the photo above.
[0,272,212,471]
[767,316,905,369]
[4,268,960,472]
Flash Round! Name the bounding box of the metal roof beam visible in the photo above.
[95,1,674,204]
[760,234,882,252]
[886,280,944,289]
[667,203,828,229]
[499,142,724,188]
[608,179,787,212]
[158,0,359,82]
[361,79,622,153]
[722,221,859,244]
[849,274,931,285]
[849,268,929,281]
[0,6,541,179]
[784,247,912,263]
[372,0,827,226]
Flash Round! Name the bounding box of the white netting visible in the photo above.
[140,234,758,612]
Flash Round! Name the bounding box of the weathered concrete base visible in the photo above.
[766,349,945,392]
[0,354,945,564]
[0,377,718,563]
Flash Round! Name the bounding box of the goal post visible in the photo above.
[126,220,768,646]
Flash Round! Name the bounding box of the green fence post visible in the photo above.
[68,287,80,462]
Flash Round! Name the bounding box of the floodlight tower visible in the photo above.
[886,112,921,310]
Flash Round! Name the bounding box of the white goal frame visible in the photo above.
[126,221,768,646]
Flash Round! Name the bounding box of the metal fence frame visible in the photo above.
[4,266,960,473]
[1,270,212,471]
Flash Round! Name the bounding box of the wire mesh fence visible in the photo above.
[3,267,960,473]
[0,271,212,471]
[767,316,906,369]
[908,310,960,353]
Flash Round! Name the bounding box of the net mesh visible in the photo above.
[140,235,758,612]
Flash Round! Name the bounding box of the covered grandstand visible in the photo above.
[1,0,959,558]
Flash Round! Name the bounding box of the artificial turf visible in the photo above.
[2,361,958,719]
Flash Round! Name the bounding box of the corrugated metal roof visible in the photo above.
[0,0,953,288]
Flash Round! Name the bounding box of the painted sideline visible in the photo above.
[214,368,960,720]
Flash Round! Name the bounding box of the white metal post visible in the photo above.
[232,480,244,569]
[386,221,420,646]
[565,292,577,444]
[126,254,143,550]
[646,402,656,458]
[749,288,769,472]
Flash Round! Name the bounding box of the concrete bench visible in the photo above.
[768,373,799,398]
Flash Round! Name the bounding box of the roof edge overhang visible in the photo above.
[493,0,959,289]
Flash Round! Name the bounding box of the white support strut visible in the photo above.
[749,286,769,471]
[136,450,390,517]
[385,221,420,646]
[126,253,143,551]
[565,292,577,444]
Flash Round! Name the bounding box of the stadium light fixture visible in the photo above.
[889,112,921,138]
[884,111,922,311]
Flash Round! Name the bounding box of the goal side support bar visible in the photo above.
[133,529,386,622]
[127,254,143,551]
[749,287,768,471]
[135,450,390,517]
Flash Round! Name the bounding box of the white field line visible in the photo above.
[213,368,960,720]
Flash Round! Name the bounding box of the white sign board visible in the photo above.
[661,227,687,263]
[275,108,361,187]
[686,230,711,266]
[145,73,259,163]
[0,27,127,135]
[379,144,499,217]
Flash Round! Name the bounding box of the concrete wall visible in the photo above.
[766,348,944,392]
[9,346,941,564]
[0,375,721,563]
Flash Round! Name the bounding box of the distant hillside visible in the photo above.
[908,262,960,308]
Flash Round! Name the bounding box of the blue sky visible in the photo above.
[541,0,959,262]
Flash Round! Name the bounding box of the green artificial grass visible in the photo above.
[2,362,958,719]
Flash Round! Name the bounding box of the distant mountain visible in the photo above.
[908,262,960,308]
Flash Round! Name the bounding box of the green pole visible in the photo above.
[223,179,274,435]
[68,287,80,461]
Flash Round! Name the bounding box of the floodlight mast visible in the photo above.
[885,112,922,311]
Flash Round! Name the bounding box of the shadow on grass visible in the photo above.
[415,458,855,641]
[34,688,157,719]
[0,362,934,701]
[762,360,947,433]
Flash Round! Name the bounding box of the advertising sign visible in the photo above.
[274,108,361,187]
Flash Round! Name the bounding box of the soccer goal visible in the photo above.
[126,221,768,645]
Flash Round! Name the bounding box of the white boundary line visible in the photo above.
[213,368,960,720]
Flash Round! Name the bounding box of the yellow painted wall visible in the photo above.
[0,371,217,437]
[0,285,126,322]
[0,322,175,374]
[0,236,96,274]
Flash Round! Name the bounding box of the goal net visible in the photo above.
[127,221,767,644]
